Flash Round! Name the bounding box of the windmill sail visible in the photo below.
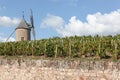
[30,9,34,28]
[31,28,36,40]
[6,30,15,42]
[30,9,36,40]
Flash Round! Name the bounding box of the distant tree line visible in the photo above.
[0,34,120,60]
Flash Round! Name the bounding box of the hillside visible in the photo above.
[0,34,120,60]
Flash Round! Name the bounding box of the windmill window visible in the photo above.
[21,37,24,41]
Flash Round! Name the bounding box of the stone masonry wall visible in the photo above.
[0,58,119,80]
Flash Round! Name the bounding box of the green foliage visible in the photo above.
[0,34,120,59]
[46,41,55,57]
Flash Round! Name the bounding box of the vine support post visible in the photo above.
[69,39,71,58]
[82,39,85,57]
[32,41,34,57]
[114,42,118,60]
[55,44,58,58]
[97,41,101,59]
[44,41,47,57]
[4,43,6,56]
[61,39,63,56]
[98,43,101,55]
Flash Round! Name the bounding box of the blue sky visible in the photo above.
[0,0,120,42]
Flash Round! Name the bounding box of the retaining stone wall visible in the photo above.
[0,59,119,80]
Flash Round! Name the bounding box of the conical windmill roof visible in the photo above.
[16,18,30,29]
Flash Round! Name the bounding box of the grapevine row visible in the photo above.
[0,35,120,59]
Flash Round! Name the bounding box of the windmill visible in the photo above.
[6,9,36,42]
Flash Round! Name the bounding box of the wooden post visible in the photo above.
[114,42,118,60]
[96,42,101,59]
[69,39,71,58]
[32,41,34,57]
[55,44,58,58]
[81,40,84,58]
[61,39,63,55]
[4,43,6,56]
[98,43,101,54]
[44,41,47,57]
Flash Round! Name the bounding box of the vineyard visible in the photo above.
[0,35,120,60]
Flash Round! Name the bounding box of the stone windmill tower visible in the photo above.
[16,17,31,41]
[16,10,36,41]
[6,10,36,42]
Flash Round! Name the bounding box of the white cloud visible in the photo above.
[0,36,15,42]
[0,33,15,42]
[86,10,120,35]
[57,16,87,36]
[40,14,64,29]
[0,16,20,27]
[0,37,15,42]
[40,9,120,37]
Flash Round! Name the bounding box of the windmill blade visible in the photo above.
[30,9,36,40]
[6,29,15,42]
[31,28,36,40]
[30,9,34,28]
